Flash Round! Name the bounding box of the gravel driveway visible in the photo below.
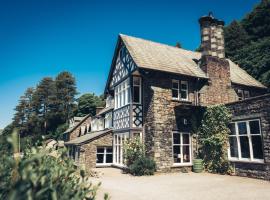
[92,168,270,200]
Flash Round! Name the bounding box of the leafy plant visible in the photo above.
[198,105,232,174]
[129,157,156,176]
[0,131,106,200]
[123,137,156,176]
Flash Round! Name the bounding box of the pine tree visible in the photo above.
[55,71,77,122]
[76,93,105,116]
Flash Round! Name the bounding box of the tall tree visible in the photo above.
[55,71,77,122]
[76,93,105,117]
[224,20,249,58]
[33,77,56,134]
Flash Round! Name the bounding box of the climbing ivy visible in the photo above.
[198,105,232,174]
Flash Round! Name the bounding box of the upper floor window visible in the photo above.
[172,80,188,101]
[228,119,263,163]
[115,78,130,109]
[105,112,113,129]
[133,76,141,104]
[237,89,250,100]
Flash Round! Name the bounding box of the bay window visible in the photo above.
[172,80,188,101]
[228,119,263,162]
[114,78,130,109]
[172,132,191,165]
[133,76,141,103]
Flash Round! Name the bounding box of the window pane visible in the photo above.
[183,134,190,144]
[173,133,180,144]
[183,146,190,162]
[238,122,247,135]
[228,123,236,135]
[240,136,250,158]
[172,89,178,98]
[173,146,181,163]
[249,120,260,135]
[96,154,104,163]
[251,136,263,159]
[133,77,140,85]
[106,147,113,153]
[133,86,140,103]
[181,82,187,90]
[180,91,187,100]
[97,147,104,153]
[172,81,178,89]
[244,91,250,99]
[229,137,238,158]
[106,154,113,163]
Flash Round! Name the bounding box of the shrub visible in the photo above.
[0,131,107,200]
[123,137,156,176]
[198,105,232,174]
[124,137,145,166]
[129,156,156,176]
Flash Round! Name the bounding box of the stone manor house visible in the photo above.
[64,14,270,180]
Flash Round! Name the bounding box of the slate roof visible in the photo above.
[120,34,266,89]
[65,129,112,145]
[97,106,114,116]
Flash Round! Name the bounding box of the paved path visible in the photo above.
[92,168,270,200]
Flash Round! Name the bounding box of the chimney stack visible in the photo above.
[199,12,225,59]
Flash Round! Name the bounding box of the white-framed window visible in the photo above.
[172,80,188,101]
[133,76,141,104]
[237,89,250,100]
[114,78,130,109]
[172,132,191,165]
[96,147,113,165]
[228,119,263,163]
[113,132,129,166]
[105,112,112,129]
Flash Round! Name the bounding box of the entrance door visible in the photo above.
[113,132,129,166]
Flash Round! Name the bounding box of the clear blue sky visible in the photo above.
[0,0,260,129]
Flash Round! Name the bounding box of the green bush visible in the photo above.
[0,131,106,200]
[129,156,156,176]
[198,105,232,174]
[123,138,156,176]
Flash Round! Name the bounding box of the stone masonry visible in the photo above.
[69,116,91,141]
[226,94,270,180]
[79,132,113,169]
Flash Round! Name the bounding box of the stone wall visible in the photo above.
[199,56,238,105]
[79,132,113,169]
[226,94,270,180]
[142,70,201,172]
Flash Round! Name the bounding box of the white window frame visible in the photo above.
[228,119,264,163]
[113,132,129,166]
[172,132,192,166]
[105,112,112,129]
[172,79,189,101]
[114,78,130,109]
[133,76,141,104]
[96,147,113,166]
[237,89,250,100]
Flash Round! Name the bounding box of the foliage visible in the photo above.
[76,93,105,117]
[6,71,78,149]
[123,137,145,167]
[198,105,232,174]
[123,137,156,176]
[224,0,270,87]
[0,131,105,200]
[129,156,156,176]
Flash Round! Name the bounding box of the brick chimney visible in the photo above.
[199,12,225,58]
[198,13,237,105]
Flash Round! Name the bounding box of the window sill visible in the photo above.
[172,99,192,104]
[172,163,193,167]
[229,159,264,164]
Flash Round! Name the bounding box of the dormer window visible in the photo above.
[172,80,188,101]
[237,89,250,100]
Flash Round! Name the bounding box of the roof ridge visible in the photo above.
[119,33,200,56]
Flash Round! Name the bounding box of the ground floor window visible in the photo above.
[96,147,113,165]
[228,119,264,163]
[172,132,191,165]
[113,132,129,166]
